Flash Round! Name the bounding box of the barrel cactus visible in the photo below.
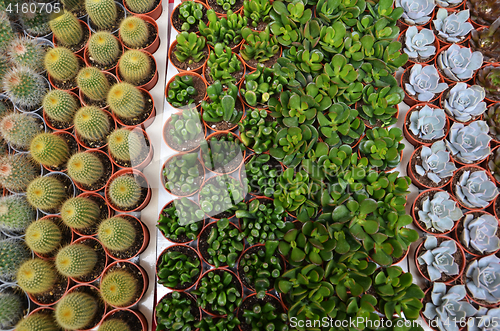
[0,154,39,193]
[67,152,104,187]
[107,83,145,120]
[433,9,473,43]
[443,83,487,122]
[26,176,67,212]
[405,64,448,101]
[396,0,435,25]
[461,213,500,255]
[119,16,149,49]
[49,10,83,47]
[88,32,121,66]
[418,191,463,233]
[437,44,483,82]
[403,26,436,60]
[30,133,70,168]
[99,269,138,307]
[77,67,110,101]
[44,47,80,82]
[43,90,80,124]
[98,319,131,331]
[0,291,25,329]
[74,106,111,143]
[55,243,97,278]
[455,169,499,209]
[85,0,117,30]
[0,195,36,233]
[55,292,98,330]
[417,236,460,281]
[118,50,152,85]
[445,121,491,164]
[2,66,47,110]
[25,218,63,255]
[0,239,30,282]
[416,141,457,184]
[0,113,42,150]
[465,255,500,304]
[97,217,136,252]
[7,37,45,73]
[16,258,57,295]
[107,174,142,209]
[107,128,143,162]
[60,197,100,230]
[15,312,61,331]
[19,10,51,38]
[124,0,156,14]
[409,105,446,140]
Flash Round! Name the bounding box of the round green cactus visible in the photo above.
[2,66,47,109]
[124,0,155,14]
[25,218,63,255]
[76,67,110,101]
[26,176,66,211]
[30,133,70,167]
[118,50,152,85]
[97,217,136,252]
[119,16,149,49]
[99,269,138,307]
[0,291,24,329]
[107,128,142,162]
[88,32,121,66]
[107,174,142,209]
[7,36,45,73]
[0,195,36,233]
[55,243,97,278]
[67,152,104,186]
[49,10,83,47]
[43,90,79,123]
[98,319,131,331]
[85,0,117,30]
[16,258,57,294]
[0,12,14,52]
[60,197,100,230]
[73,106,111,142]
[107,83,145,119]
[55,292,97,330]
[15,312,61,331]
[0,239,30,281]
[0,113,42,149]
[0,154,39,192]
[44,47,80,82]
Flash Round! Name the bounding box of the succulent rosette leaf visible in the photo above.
[443,83,486,122]
[435,0,463,7]
[455,169,499,209]
[403,26,436,59]
[416,141,457,184]
[396,0,435,25]
[405,64,448,102]
[465,255,500,304]
[468,307,500,331]
[418,236,460,281]
[437,44,483,81]
[461,214,500,255]
[409,105,446,140]
[445,121,491,164]
[433,9,473,43]
[418,191,463,233]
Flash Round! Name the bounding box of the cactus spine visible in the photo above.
[19,11,51,37]
[7,37,45,73]
[85,0,117,30]
[67,152,104,186]
[74,106,111,142]
[30,133,70,167]
[98,217,136,252]
[0,239,30,281]
[55,243,97,278]
[0,12,14,52]
[0,291,24,329]
[98,319,131,331]
[55,292,97,330]
[25,219,63,255]
[44,47,80,82]
[2,66,47,109]
[107,83,145,119]
[16,259,57,294]
[118,50,152,85]
[0,154,39,192]
[88,32,121,66]
[99,269,138,307]
[0,195,36,233]
[60,197,100,230]
[107,128,142,162]
[119,16,149,49]
[124,0,155,14]
[107,174,142,209]
[0,113,42,150]
[49,11,83,47]
[76,67,110,101]
[15,312,61,331]
[26,176,66,211]
[43,90,79,123]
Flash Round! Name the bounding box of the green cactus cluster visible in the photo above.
[26,176,67,212]
[43,90,79,124]
[107,174,142,209]
[107,128,143,162]
[119,16,149,49]
[107,82,145,120]
[88,32,121,66]
[74,106,111,144]
[49,11,83,47]
[124,0,155,13]
[30,133,70,168]
[15,312,61,331]
[0,195,36,233]
[2,66,47,110]
[0,291,25,329]
[0,12,14,52]
[0,113,42,150]
[85,0,117,30]
[0,239,30,281]
[0,154,39,192]
[67,152,104,186]
[44,47,80,82]
[25,218,63,255]
[7,37,45,73]
[98,217,136,252]
[16,258,57,295]
[55,291,98,330]
[118,50,152,85]
[99,269,138,307]
[98,319,131,331]
[60,197,100,230]
[19,10,51,37]
[77,67,111,101]
[55,243,97,278]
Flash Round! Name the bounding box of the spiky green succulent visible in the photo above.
[25,218,63,255]
[55,243,97,278]
[15,312,61,331]
[107,174,142,209]
[73,106,111,143]
[76,67,110,101]
[44,47,80,82]
[85,0,117,30]
[118,50,152,85]
[0,113,42,150]
[107,128,143,162]
[99,269,138,307]
[98,319,131,331]
[0,195,36,233]
[2,66,47,110]
[0,154,39,193]
[124,0,155,13]
[43,90,79,124]
[60,197,100,230]
[7,36,45,73]
[30,133,70,168]
[97,217,136,252]
[16,259,57,295]
[88,31,121,66]
[67,152,104,187]
[0,12,14,53]
[0,291,25,330]
[119,16,149,49]
[26,176,67,212]
[107,83,145,120]
[0,239,30,282]
[49,10,83,47]
[55,292,97,330]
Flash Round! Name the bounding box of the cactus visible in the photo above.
[0,113,42,149]
[107,174,142,209]
[77,67,110,101]
[49,10,83,47]
[67,152,104,186]
[55,292,97,330]
[88,32,121,66]
[107,128,143,162]
[86,0,118,30]
[124,0,155,13]
[119,16,149,49]
[0,239,30,281]
[99,269,138,307]
[19,10,51,37]
[2,66,47,109]
[26,176,66,211]
[97,217,136,252]
[0,195,36,233]
[44,47,80,82]
[0,12,14,52]
[16,259,56,294]
[118,50,152,85]
[55,243,97,278]
[0,154,39,192]
[107,83,145,119]
[74,106,111,142]
[30,133,70,167]
[60,197,100,230]
[7,37,45,73]
[60,0,85,12]
[25,219,63,255]
[43,90,79,123]
[0,291,24,329]
[98,319,131,331]
[15,312,61,331]
[0,54,9,85]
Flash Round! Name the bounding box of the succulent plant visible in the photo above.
[470,18,500,63]
[418,236,460,281]
[119,16,149,49]
[269,5,303,47]
[200,218,244,268]
[423,283,477,330]
[100,269,138,307]
[437,44,483,82]
[45,47,80,83]
[107,82,145,120]
[461,213,500,255]
[445,121,491,164]
[49,10,83,47]
[455,169,499,208]
[403,26,436,60]
[195,315,241,331]
[485,104,500,141]
[166,75,198,109]
[124,0,155,13]
[240,26,279,64]
[0,12,14,53]
[201,133,246,173]
[16,259,57,295]
[15,311,61,331]
[468,307,500,331]
[359,127,404,170]
[443,83,486,122]
[198,10,246,48]
[7,37,45,73]
[358,83,403,127]
[0,195,36,233]
[396,0,435,25]
[157,247,201,289]
[85,0,117,30]
[416,141,457,184]
[0,154,39,193]
[243,0,272,29]
[98,319,130,331]
[269,124,318,168]
[157,198,204,243]
[177,0,205,32]
[107,174,142,210]
[30,133,70,168]
[173,32,207,65]
[405,64,448,102]
[55,291,97,330]
[118,50,153,85]
[433,9,473,43]
[240,297,287,331]
[74,106,111,143]
[239,109,279,154]
[467,0,500,26]
[43,90,79,124]
[25,218,62,255]
[409,105,447,140]
[418,191,463,233]
[476,65,500,101]
[201,81,243,126]
[241,64,284,108]
[0,291,25,330]
[0,113,42,150]
[436,0,462,7]
[318,103,365,147]
[2,66,47,110]
[98,217,136,252]
[77,67,110,101]
[206,43,242,85]
[0,239,30,282]
[199,175,245,218]
[19,10,51,37]
[60,197,100,230]
[465,255,500,304]
[165,108,204,150]
[268,89,320,126]
[26,176,66,212]
[155,291,198,331]
[107,128,143,163]
[163,152,202,196]
[67,152,104,187]
[88,32,121,67]
[55,243,97,278]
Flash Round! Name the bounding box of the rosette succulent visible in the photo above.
[470,18,500,63]
[468,307,500,331]
[409,105,446,140]
[417,236,460,281]
[445,121,491,164]
[405,64,448,102]
[433,9,473,43]
[465,255,500,304]
[437,44,483,81]
[455,169,499,209]
[443,83,486,122]
[416,141,457,184]
[436,0,462,7]
[461,213,500,255]
[418,191,463,233]
[403,26,436,60]
[476,65,500,101]
[396,0,435,25]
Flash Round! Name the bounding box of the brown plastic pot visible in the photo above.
[75,108,117,151]
[41,131,80,173]
[162,110,207,153]
[202,94,246,132]
[73,192,112,237]
[62,284,107,330]
[123,0,162,20]
[104,168,152,213]
[155,291,201,329]
[156,244,203,291]
[28,276,71,307]
[160,153,205,197]
[101,214,149,261]
[79,71,118,108]
[463,257,500,308]
[165,71,208,110]
[437,0,465,9]
[171,0,210,34]
[32,215,73,260]
[197,220,244,268]
[407,145,453,190]
[101,308,148,331]
[401,64,444,106]
[157,199,206,244]
[100,260,149,309]
[71,150,114,193]
[450,147,490,168]
[116,50,158,91]
[52,20,90,56]
[202,131,246,174]
[412,188,461,235]
[83,34,123,73]
[450,164,497,211]
[454,210,500,257]
[43,90,80,131]
[107,127,154,170]
[403,103,450,147]
[47,54,84,93]
[203,53,246,87]
[70,236,109,284]
[168,39,210,74]
[120,15,160,54]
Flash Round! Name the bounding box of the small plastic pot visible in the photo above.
[104,168,152,213]
[210,1,243,18]
[8,113,46,153]
[203,53,246,87]
[47,54,84,93]
[70,236,109,284]
[157,199,206,244]
[439,82,484,125]
[108,127,154,170]
[83,34,123,73]
[71,150,114,193]
[202,131,246,175]
[168,39,209,74]
[75,108,117,151]
[156,244,203,291]
[120,14,160,54]
[202,94,246,132]
[116,50,158,91]
[43,90,80,131]
[52,20,90,56]
[162,111,207,153]
[463,257,500,308]
[123,0,162,20]
[155,291,201,329]
[420,287,468,331]
[79,71,118,108]
[197,220,244,268]
[0,284,30,327]
[401,63,444,106]
[72,192,113,237]
[170,0,209,34]
[407,145,452,190]
[403,103,450,147]
[454,210,500,257]
[111,87,156,129]
[450,164,497,211]
[28,276,71,307]
[160,153,205,197]
[437,0,465,9]
[101,308,148,331]
[13,76,51,114]
[240,46,282,72]
[33,215,73,260]
[62,284,107,330]
[102,214,150,261]
[165,71,208,110]
[397,27,439,66]
[87,1,127,35]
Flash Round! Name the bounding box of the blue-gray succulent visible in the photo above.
[409,105,446,140]
[461,213,500,255]
[418,236,460,281]
[437,44,484,81]
[468,307,500,331]
[465,255,500,304]
[416,141,457,184]
[435,0,464,7]
[445,121,491,164]
[423,283,477,331]
[396,0,436,25]
[455,169,499,209]
[418,191,463,233]
[443,83,487,122]
[404,26,436,60]
[433,9,473,43]
[405,64,448,102]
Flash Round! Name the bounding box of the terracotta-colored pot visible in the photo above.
[156,244,203,291]
[436,44,476,84]
[208,39,245,53]
[202,94,246,132]
[198,175,244,220]
[28,276,71,307]
[170,0,210,34]
[401,63,445,106]
[474,63,500,103]
[463,257,500,308]
[107,127,154,170]
[116,50,158,91]
[450,146,490,168]
[437,0,465,9]
[202,131,246,174]
[157,199,206,244]
[62,284,107,330]
[203,53,246,87]
[155,292,201,329]
[397,10,436,30]
[403,103,450,147]
[83,34,123,73]
[52,20,90,56]
[70,236,109,284]
[161,153,205,197]
[43,90,80,131]
[407,145,453,189]
[73,192,112,237]
[75,108,117,151]
[79,71,118,108]
[41,131,80,173]
[101,308,148,331]
[28,306,54,317]
[165,71,208,110]
[47,55,84,93]
[168,40,210,75]
[104,168,152,213]
[454,210,500,257]
[236,293,286,331]
[123,0,162,20]
[33,215,73,260]
[450,164,497,211]
[162,110,207,153]
[101,214,149,261]
[211,2,243,18]
[71,150,114,193]
[197,220,244,268]
[120,14,160,54]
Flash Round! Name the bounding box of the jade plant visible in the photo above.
[240,64,285,108]
[85,0,117,30]
[243,0,272,29]
[2,66,47,110]
[107,174,143,210]
[358,127,404,170]
[173,32,207,65]
[198,10,246,48]
[195,315,241,331]
[49,10,83,48]
[201,81,243,126]
[26,176,66,212]
[359,84,403,127]
[0,239,30,282]
[157,248,201,289]
[0,154,39,193]
[157,198,205,243]
[16,258,57,295]
[166,75,198,108]
[55,291,97,330]
[100,269,138,307]
[87,31,121,67]
[269,124,318,168]
[163,152,202,196]
[418,191,463,233]
[118,50,152,85]
[177,1,205,32]
[0,195,36,234]
[98,217,136,252]
[240,297,288,331]
[199,175,245,217]
[269,2,304,47]
[201,133,246,173]
[240,26,280,64]
[416,141,457,185]
[166,108,204,150]
[205,43,242,85]
[460,213,500,255]
[417,236,460,281]
[200,218,244,268]
[319,102,366,147]
[119,16,149,49]
[445,121,491,164]
[60,196,100,230]
[155,292,198,331]
[25,218,62,255]
[55,243,97,278]
[239,109,279,154]
[43,90,79,125]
